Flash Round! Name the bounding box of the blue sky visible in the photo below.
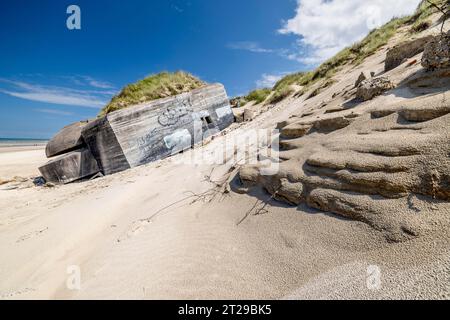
[0,0,421,138]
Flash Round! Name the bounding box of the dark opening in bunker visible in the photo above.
[202,116,213,126]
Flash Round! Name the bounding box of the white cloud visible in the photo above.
[256,73,289,88]
[227,41,274,53]
[81,76,115,89]
[227,41,307,64]
[0,79,111,108]
[279,0,422,64]
[63,75,115,90]
[2,89,106,108]
[34,108,74,116]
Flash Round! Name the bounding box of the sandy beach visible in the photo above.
[0,146,46,180]
[0,99,449,299]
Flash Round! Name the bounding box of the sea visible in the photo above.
[0,138,48,147]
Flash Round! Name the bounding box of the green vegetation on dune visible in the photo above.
[243,0,446,106]
[268,86,294,104]
[409,0,448,32]
[100,71,206,115]
[232,88,272,108]
[273,72,306,91]
[270,15,412,101]
[411,20,432,33]
[244,88,272,105]
[350,17,411,64]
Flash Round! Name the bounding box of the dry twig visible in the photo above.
[426,0,449,33]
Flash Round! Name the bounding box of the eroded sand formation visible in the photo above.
[237,32,450,242]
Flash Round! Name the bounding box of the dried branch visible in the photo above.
[236,187,280,226]
[426,0,449,33]
[136,160,243,225]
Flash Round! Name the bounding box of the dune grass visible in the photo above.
[246,0,446,105]
[268,86,294,104]
[409,0,448,32]
[244,88,272,104]
[273,72,306,91]
[411,20,432,33]
[232,88,272,107]
[100,71,206,115]
[271,15,411,97]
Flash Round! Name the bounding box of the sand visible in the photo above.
[0,17,449,300]
[0,117,448,299]
[0,146,46,180]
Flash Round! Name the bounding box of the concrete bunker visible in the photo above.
[39,83,234,184]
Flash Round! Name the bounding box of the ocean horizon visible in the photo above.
[0,137,48,147]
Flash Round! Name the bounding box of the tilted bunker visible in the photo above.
[39,83,234,184]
